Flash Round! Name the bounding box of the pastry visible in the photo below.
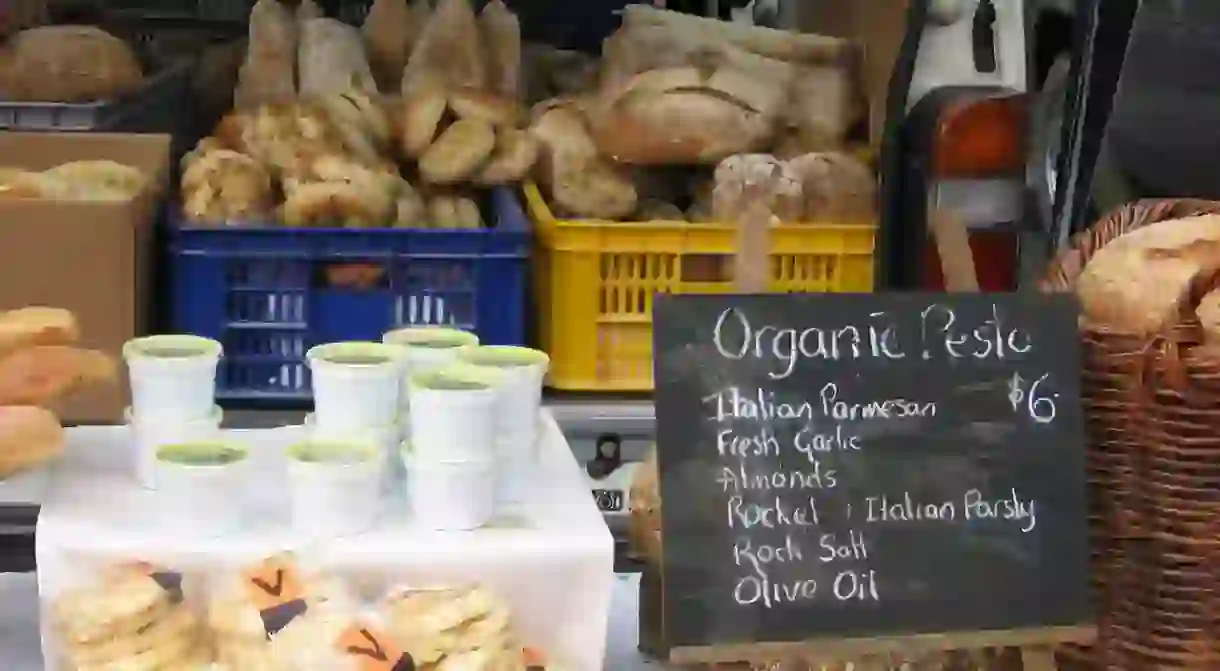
[281,180,394,228]
[428,195,461,228]
[298,18,377,97]
[785,151,876,222]
[362,0,416,92]
[419,118,496,184]
[453,197,484,229]
[474,130,539,185]
[0,307,79,355]
[182,150,275,224]
[63,605,198,668]
[394,181,427,227]
[636,199,685,221]
[0,345,115,406]
[400,87,449,158]
[41,160,147,200]
[478,0,522,99]
[546,155,637,220]
[52,571,177,646]
[448,88,521,128]
[384,585,519,665]
[0,405,64,475]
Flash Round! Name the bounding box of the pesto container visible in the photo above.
[382,327,479,428]
[153,441,249,537]
[457,346,550,503]
[286,439,382,537]
[407,364,505,462]
[306,341,404,430]
[123,334,222,421]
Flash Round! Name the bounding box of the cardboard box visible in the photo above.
[0,132,169,423]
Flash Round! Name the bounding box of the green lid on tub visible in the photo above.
[306,341,402,367]
[410,363,504,391]
[123,334,222,360]
[287,439,378,465]
[382,327,479,349]
[458,345,549,369]
[156,441,247,466]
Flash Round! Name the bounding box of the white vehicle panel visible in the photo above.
[909,0,1028,109]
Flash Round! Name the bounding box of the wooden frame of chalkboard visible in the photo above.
[645,292,1096,667]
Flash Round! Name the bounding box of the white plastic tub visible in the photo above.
[286,439,383,537]
[403,444,494,531]
[307,342,404,430]
[125,405,223,490]
[123,335,222,421]
[406,364,503,462]
[152,440,249,537]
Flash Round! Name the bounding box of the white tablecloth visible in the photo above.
[35,412,615,670]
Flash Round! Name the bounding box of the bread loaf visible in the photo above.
[0,26,142,103]
[1076,215,1220,335]
[418,118,496,185]
[589,66,785,165]
[298,18,377,97]
[530,99,637,219]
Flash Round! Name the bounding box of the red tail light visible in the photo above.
[922,93,1028,292]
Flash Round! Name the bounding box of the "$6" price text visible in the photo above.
[1007,372,1056,424]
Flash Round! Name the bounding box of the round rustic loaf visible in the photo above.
[1076,215,1220,335]
[0,26,143,103]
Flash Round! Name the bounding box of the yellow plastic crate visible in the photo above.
[524,182,876,391]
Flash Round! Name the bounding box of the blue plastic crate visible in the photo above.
[169,187,531,402]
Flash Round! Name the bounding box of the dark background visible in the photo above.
[652,293,1091,649]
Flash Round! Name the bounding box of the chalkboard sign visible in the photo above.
[651,293,1091,655]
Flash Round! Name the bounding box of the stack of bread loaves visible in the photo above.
[182,0,533,230]
[519,4,876,225]
[0,307,115,476]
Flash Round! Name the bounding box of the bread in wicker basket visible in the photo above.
[0,307,115,477]
[1042,198,1220,669]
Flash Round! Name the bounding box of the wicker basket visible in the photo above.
[1043,198,1220,669]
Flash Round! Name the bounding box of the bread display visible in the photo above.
[1076,215,1220,335]
[44,554,571,670]
[0,25,143,103]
